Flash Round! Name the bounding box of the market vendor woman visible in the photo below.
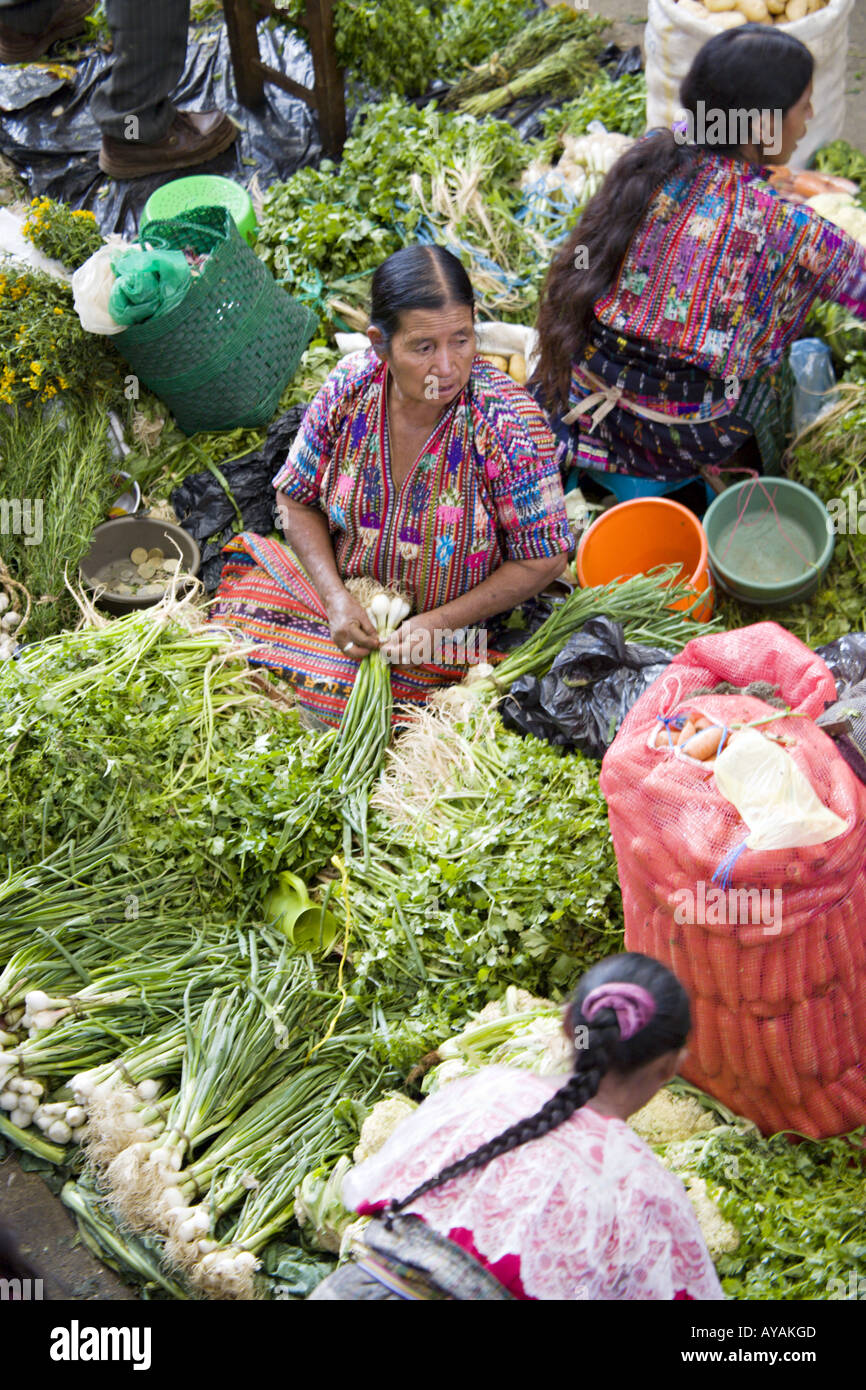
[532,25,866,483]
[212,246,570,725]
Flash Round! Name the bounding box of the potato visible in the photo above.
[480,354,510,372]
[766,0,786,10]
[704,0,737,9]
[736,0,770,19]
[713,9,747,21]
[784,0,809,18]
[508,353,527,384]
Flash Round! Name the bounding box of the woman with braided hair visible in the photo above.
[309,953,723,1301]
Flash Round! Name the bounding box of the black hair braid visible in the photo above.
[386,952,691,1219]
[388,1013,620,1217]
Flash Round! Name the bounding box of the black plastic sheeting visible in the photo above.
[0,19,319,237]
[500,615,672,760]
[170,405,305,593]
[0,27,643,239]
[816,632,866,696]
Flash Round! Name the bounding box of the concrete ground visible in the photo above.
[1,1155,138,1300]
[589,0,866,152]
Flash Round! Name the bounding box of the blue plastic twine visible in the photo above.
[712,839,748,891]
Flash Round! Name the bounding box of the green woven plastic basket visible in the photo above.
[143,176,258,245]
[114,205,317,436]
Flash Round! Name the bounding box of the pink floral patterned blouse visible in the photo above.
[343,1067,724,1301]
[272,349,571,614]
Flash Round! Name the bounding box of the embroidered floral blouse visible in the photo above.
[343,1067,724,1301]
[593,151,866,382]
[272,349,571,613]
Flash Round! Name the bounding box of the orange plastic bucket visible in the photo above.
[576,497,714,622]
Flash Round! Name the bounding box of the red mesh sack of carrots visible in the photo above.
[599,621,866,1139]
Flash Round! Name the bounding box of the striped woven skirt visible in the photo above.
[209,534,484,728]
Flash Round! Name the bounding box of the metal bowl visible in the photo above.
[79,518,200,617]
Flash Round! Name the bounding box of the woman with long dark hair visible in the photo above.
[309,953,723,1301]
[212,245,569,726]
[532,25,866,485]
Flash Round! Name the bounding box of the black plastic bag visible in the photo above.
[170,404,305,593]
[816,679,866,786]
[500,615,671,758]
[596,43,644,79]
[815,632,866,696]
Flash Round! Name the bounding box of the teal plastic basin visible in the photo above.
[703,478,834,608]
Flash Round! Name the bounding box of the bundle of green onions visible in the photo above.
[324,579,410,855]
[445,6,607,113]
[470,568,721,700]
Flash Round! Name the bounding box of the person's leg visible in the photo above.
[95,0,236,177]
[91,0,190,144]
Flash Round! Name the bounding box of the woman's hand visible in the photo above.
[326,589,381,659]
[380,612,440,668]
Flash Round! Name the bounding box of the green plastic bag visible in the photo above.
[108,247,191,326]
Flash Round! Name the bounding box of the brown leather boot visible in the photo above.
[98,109,239,180]
[0,0,96,63]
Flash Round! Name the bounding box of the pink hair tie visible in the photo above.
[581,983,656,1040]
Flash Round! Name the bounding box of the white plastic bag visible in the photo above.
[644,0,855,170]
[713,726,848,850]
[0,208,69,280]
[71,243,129,335]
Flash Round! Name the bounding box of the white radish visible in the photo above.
[47,1119,71,1144]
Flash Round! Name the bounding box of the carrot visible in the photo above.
[760,943,788,1009]
[827,908,859,994]
[667,921,696,995]
[683,925,714,1000]
[739,1010,772,1090]
[829,989,860,1075]
[783,926,810,1005]
[690,993,724,1078]
[825,1076,866,1131]
[681,726,723,761]
[692,715,710,731]
[705,932,741,1012]
[717,1002,746,1078]
[811,989,841,1081]
[777,1105,822,1139]
[654,726,670,749]
[802,1083,846,1137]
[751,1087,790,1137]
[674,718,696,747]
[789,999,821,1078]
[738,943,764,1002]
[762,1015,802,1107]
[807,923,835,993]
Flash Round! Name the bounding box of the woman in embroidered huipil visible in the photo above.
[532,25,866,483]
[211,246,570,726]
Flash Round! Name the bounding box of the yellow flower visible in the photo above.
[28,377,39,390]
[53,306,64,315]
[58,375,69,389]
[29,360,43,375]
